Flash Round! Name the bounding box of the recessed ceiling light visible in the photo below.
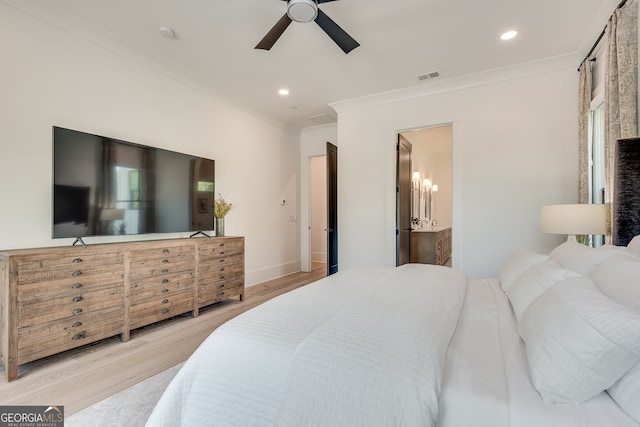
[278,89,290,96]
[500,30,518,41]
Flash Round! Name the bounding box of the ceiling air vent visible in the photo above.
[308,113,336,125]
[418,71,440,81]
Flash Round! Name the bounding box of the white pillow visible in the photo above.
[608,361,640,423]
[499,248,549,292]
[628,235,640,257]
[506,260,580,321]
[549,241,622,275]
[590,253,640,312]
[518,277,640,404]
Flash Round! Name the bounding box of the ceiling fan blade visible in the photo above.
[314,8,359,54]
[317,0,339,3]
[255,14,293,50]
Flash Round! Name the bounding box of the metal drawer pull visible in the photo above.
[162,248,170,253]
[219,267,225,271]
[162,288,169,293]
[219,243,225,247]
[72,283,83,289]
[72,296,83,303]
[162,279,169,284]
[72,333,85,341]
[72,271,83,277]
[162,299,169,304]
[162,308,169,314]
[219,259,225,263]
[72,322,82,328]
[72,258,83,263]
[162,269,169,273]
[220,283,225,288]
[72,308,83,315]
[162,259,169,264]
[219,291,225,296]
[220,276,225,280]
[220,251,225,255]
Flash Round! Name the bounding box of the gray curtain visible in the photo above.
[604,0,638,240]
[578,59,592,204]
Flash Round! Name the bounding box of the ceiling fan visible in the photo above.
[255,0,360,54]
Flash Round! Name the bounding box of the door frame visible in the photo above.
[391,120,460,271]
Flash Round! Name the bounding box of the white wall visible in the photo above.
[0,3,301,285]
[332,59,578,277]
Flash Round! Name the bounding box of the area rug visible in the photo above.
[65,363,183,427]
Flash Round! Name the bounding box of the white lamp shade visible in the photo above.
[540,204,606,235]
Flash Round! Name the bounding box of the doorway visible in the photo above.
[308,142,338,276]
[309,156,327,273]
[397,125,453,266]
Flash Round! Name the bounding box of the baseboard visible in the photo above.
[245,260,301,286]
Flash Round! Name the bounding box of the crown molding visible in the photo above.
[330,53,580,115]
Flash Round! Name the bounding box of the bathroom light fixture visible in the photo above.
[278,88,290,96]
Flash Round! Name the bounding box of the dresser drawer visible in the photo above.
[17,259,123,288]
[199,263,244,285]
[18,269,124,300]
[129,289,194,329]
[199,253,243,270]
[129,248,195,279]
[18,284,124,328]
[130,271,195,300]
[198,238,244,261]
[17,306,123,362]
[15,251,122,275]
[198,279,244,307]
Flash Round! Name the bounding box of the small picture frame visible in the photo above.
[198,198,208,213]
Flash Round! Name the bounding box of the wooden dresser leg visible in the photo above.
[6,361,18,382]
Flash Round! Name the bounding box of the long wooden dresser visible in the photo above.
[0,236,244,381]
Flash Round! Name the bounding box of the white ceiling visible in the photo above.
[5,0,619,131]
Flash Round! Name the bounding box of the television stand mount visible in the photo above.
[189,231,211,239]
[72,237,88,248]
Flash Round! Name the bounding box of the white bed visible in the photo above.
[147,239,640,427]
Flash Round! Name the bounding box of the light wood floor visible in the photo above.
[0,263,326,415]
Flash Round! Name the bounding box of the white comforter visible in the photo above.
[146,264,467,427]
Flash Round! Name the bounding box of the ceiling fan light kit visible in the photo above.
[287,0,318,23]
[256,0,359,54]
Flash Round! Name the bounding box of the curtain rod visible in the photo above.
[577,0,629,71]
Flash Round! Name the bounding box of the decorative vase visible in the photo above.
[215,217,225,237]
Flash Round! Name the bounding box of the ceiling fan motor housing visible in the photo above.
[287,0,318,23]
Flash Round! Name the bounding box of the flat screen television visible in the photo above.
[52,126,215,239]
